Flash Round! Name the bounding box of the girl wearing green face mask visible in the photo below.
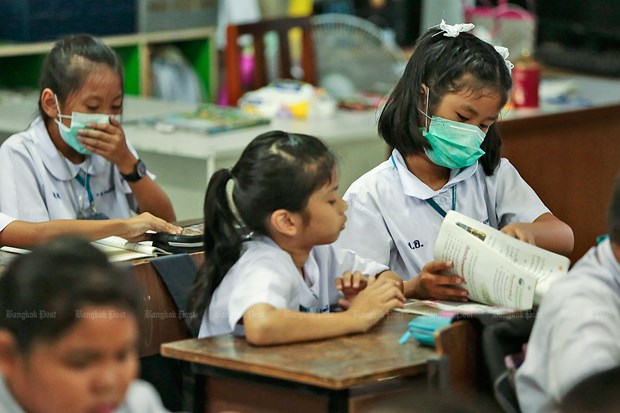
[335,20,574,301]
[0,34,176,224]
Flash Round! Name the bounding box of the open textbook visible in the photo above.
[431,211,570,310]
[395,299,517,317]
[92,236,171,262]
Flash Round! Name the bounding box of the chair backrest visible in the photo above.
[225,16,317,106]
[432,320,481,397]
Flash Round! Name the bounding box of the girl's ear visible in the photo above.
[40,88,59,119]
[269,209,301,237]
[0,331,20,377]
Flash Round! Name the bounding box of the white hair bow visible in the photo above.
[494,46,515,74]
[436,19,475,37]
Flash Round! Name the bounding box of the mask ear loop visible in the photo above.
[418,84,432,131]
[425,88,430,130]
[54,94,72,123]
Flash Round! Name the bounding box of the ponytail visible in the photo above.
[189,168,244,329]
[189,130,337,330]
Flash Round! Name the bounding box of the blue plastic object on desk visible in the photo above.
[399,315,453,347]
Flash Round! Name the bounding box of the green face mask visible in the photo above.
[422,116,486,169]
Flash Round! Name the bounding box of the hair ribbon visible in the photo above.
[434,19,475,37]
[493,45,514,74]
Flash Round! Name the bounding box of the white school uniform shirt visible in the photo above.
[515,238,620,413]
[0,375,169,413]
[334,149,550,280]
[0,116,153,222]
[198,235,388,338]
[0,212,15,232]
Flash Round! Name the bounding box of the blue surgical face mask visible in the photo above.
[420,91,486,169]
[54,95,110,155]
[422,117,486,169]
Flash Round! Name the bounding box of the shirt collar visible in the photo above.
[32,116,108,181]
[391,149,478,200]
[596,238,620,287]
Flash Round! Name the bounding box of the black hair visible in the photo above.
[189,130,337,324]
[38,34,124,121]
[0,237,141,354]
[608,175,620,244]
[559,365,620,413]
[378,26,513,175]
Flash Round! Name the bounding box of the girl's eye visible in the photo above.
[65,357,92,370]
[112,106,122,112]
[328,200,337,205]
[480,123,490,130]
[86,106,98,111]
[456,113,468,122]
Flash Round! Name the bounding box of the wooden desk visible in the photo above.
[161,313,444,413]
[0,249,198,358]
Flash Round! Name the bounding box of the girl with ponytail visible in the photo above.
[190,130,404,345]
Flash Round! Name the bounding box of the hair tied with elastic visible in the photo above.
[225,176,251,239]
[434,19,475,37]
[494,46,514,74]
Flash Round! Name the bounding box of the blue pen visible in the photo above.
[399,331,412,345]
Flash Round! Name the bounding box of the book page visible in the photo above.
[394,299,516,316]
[435,213,538,309]
[92,236,170,262]
[442,211,570,303]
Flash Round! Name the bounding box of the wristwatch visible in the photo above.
[121,159,147,182]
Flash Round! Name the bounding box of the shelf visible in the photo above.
[0,27,217,99]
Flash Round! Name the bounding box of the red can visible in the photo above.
[511,54,541,108]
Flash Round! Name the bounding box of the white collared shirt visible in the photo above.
[334,149,549,280]
[0,116,151,221]
[0,375,169,413]
[198,236,388,338]
[515,238,620,413]
[0,212,15,233]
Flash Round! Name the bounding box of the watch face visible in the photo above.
[137,161,147,177]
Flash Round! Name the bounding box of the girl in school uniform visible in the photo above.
[0,211,180,248]
[0,237,169,413]
[0,34,175,223]
[335,21,574,300]
[191,130,405,345]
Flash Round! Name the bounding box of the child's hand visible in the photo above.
[78,117,134,168]
[501,223,536,245]
[346,276,405,332]
[409,260,468,302]
[120,212,182,242]
[336,271,368,309]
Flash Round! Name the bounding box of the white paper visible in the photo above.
[394,299,516,316]
[92,236,170,262]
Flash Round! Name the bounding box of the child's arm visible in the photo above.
[0,213,180,248]
[501,213,574,257]
[78,117,177,222]
[242,277,405,345]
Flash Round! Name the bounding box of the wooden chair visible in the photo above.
[225,16,317,106]
[430,320,481,398]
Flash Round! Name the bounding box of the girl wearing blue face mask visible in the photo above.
[335,21,574,301]
[0,34,176,223]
